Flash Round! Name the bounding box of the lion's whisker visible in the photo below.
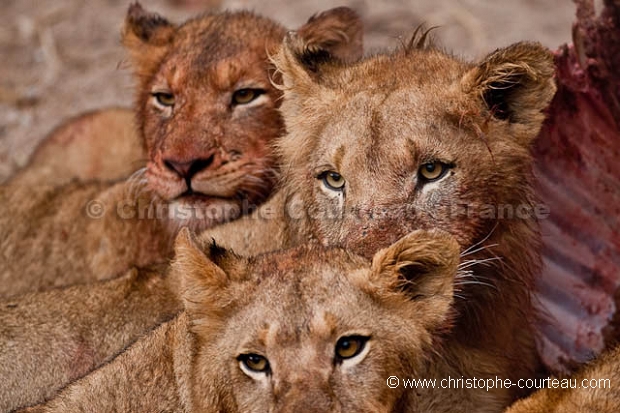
[460,223,500,256]
[458,257,503,270]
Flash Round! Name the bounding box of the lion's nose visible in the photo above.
[163,154,215,179]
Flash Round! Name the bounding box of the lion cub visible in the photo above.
[22,228,463,413]
[505,346,620,412]
[0,267,181,412]
[11,107,142,187]
[0,3,363,297]
[204,30,557,405]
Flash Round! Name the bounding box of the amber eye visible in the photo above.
[418,161,450,182]
[152,92,175,107]
[320,171,345,191]
[232,88,264,105]
[238,353,270,373]
[335,336,369,361]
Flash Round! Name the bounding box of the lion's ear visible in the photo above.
[462,42,556,139]
[170,228,248,325]
[122,2,176,82]
[273,7,362,92]
[296,7,363,64]
[273,32,316,92]
[272,30,342,118]
[370,230,459,327]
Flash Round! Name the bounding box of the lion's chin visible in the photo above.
[166,195,243,233]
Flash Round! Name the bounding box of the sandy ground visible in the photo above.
[0,0,576,182]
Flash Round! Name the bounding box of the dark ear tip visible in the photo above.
[209,237,224,253]
[124,2,173,42]
[127,2,145,21]
[207,237,229,262]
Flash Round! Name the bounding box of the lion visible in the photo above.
[9,107,143,187]
[505,345,620,412]
[0,3,363,297]
[202,30,557,406]
[20,227,473,413]
[0,266,181,412]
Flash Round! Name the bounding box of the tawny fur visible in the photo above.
[9,107,144,187]
[0,266,181,411]
[22,228,468,413]
[203,32,557,408]
[0,3,363,298]
[0,179,171,297]
[505,345,620,412]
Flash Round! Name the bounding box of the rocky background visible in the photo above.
[0,0,578,181]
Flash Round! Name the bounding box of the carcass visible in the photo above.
[534,0,620,373]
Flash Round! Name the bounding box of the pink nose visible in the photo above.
[163,154,215,179]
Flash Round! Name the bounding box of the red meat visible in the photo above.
[534,0,620,373]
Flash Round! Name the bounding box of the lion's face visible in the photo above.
[122,5,363,231]
[275,37,555,258]
[172,228,459,412]
[288,82,531,257]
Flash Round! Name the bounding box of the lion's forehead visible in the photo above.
[250,245,367,276]
[160,50,272,93]
[247,303,370,354]
[325,50,467,129]
[175,12,284,54]
[238,255,374,344]
[315,89,464,181]
[338,49,467,89]
[158,14,284,91]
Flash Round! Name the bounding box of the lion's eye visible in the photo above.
[232,88,265,105]
[335,336,369,361]
[152,92,175,107]
[238,353,270,374]
[418,161,450,182]
[320,171,346,191]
